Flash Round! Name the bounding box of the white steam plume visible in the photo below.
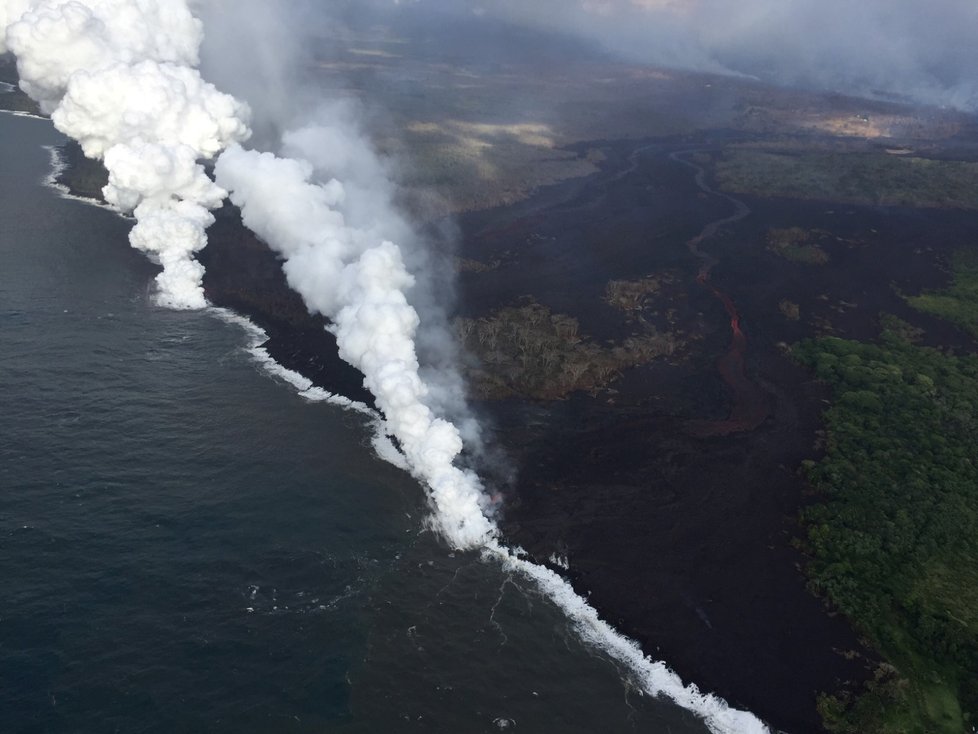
[1,0,250,308]
[214,135,495,549]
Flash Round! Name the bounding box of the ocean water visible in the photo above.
[0,111,712,734]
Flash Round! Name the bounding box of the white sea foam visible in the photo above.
[43,143,64,181]
[548,553,570,571]
[486,542,770,734]
[39,144,127,215]
[0,81,15,92]
[0,107,43,119]
[371,432,411,471]
[208,307,372,412]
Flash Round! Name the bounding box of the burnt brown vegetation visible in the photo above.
[455,300,679,399]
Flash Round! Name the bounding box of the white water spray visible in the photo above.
[1,0,250,308]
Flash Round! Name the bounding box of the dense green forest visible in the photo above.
[793,319,978,733]
[715,150,978,209]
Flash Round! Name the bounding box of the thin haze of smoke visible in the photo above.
[206,67,497,548]
[1,0,250,308]
[392,0,978,110]
[194,0,318,146]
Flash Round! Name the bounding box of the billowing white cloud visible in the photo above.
[1,0,251,308]
[215,137,496,549]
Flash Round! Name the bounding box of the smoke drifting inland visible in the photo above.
[365,0,978,112]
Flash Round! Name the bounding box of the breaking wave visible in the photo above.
[40,144,127,214]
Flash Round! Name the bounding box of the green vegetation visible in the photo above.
[908,250,978,340]
[793,321,978,733]
[716,150,978,209]
[454,256,501,274]
[604,275,673,312]
[767,227,830,265]
[456,301,679,399]
[779,299,801,321]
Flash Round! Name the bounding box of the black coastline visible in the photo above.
[49,140,376,408]
[45,126,978,733]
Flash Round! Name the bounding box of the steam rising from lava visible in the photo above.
[386,0,978,111]
[214,136,496,549]
[1,0,250,308]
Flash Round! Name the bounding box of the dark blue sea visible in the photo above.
[0,110,710,734]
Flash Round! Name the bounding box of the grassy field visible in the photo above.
[716,150,978,209]
[793,320,978,733]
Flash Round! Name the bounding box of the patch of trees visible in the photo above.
[907,249,978,341]
[794,322,978,733]
[455,301,680,399]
